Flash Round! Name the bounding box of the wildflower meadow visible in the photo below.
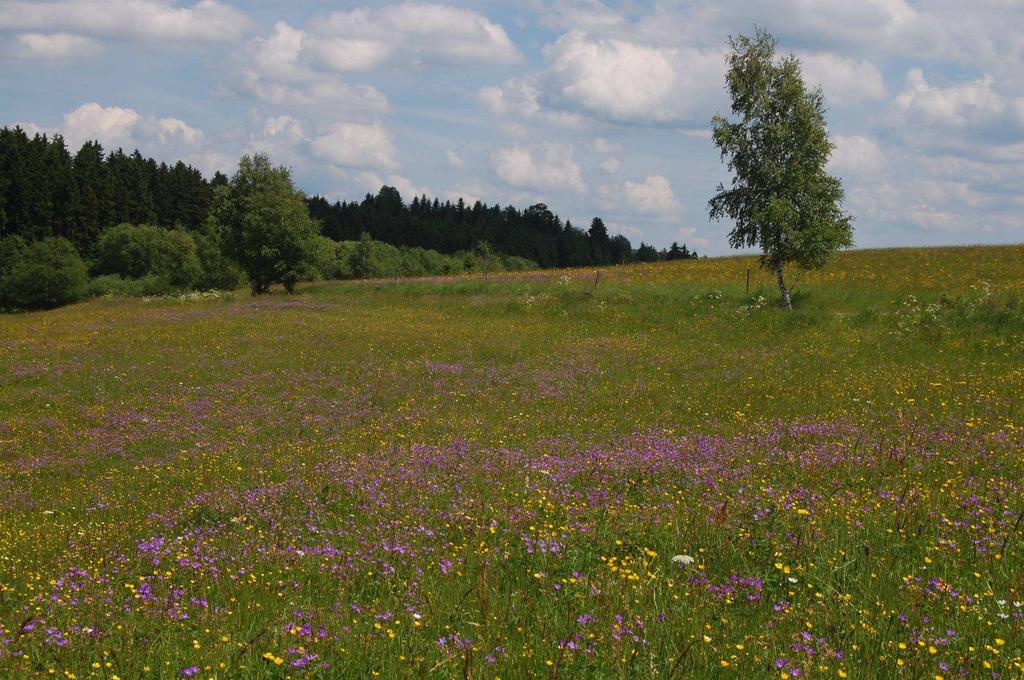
[1,245,1022,678]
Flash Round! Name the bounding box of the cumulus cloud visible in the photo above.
[492,143,586,193]
[234,22,391,115]
[829,135,886,175]
[14,103,222,173]
[544,30,721,124]
[61,102,141,150]
[600,175,684,218]
[478,77,584,126]
[893,68,1019,129]
[146,117,204,146]
[445,150,465,170]
[307,3,522,71]
[312,122,399,171]
[232,0,522,109]
[11,32,101,59]
[798,52,887,105]
[481,29,723,126]
[593,137,623,155]
[354,172,431,201]
[887,68,1024,154]
[0,0,253,43]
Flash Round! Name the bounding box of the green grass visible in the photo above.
[1,245,1022,678]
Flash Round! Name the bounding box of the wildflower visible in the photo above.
[672,554,695,566]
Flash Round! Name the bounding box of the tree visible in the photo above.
[635,242,660,263]
[225,154,320,294]
[708,29,853,309]
[588,217,611,264]
[609,234,632,264]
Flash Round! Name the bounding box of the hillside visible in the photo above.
[1,245,1022,678]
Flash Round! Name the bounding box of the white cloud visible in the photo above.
[893,68,1015,129]
[12,32,101,59]
[147,117,204,146]
[492,143,586,193]
[62,102,141,150]
[539,30,723,124]
[234,22,391,115]
[351,172,430,202]
[388,175,431,201]
[308,3,522,71]
[16,103,218,171]
[243,115,310,169]
[799,52,886,105]
[445,150,465,170]
[593,137,623,154]
[887,69,1024,153]
[829,134,886,175]
[600,174,684,218]
[262,115,305,141]
[0,0,253,43]
[594,137,622,173]
[545,31,673,122]
[478,78,584,126]
[312,122,398,171]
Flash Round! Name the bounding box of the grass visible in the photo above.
[1,245,1022,679]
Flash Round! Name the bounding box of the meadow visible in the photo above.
[1,245,1022,679]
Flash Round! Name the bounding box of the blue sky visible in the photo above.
[1,0,1023,254]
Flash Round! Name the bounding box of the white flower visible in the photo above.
[671,554,695,566]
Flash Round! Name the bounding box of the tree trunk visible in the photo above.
[776,266,792,310]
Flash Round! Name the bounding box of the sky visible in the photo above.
[1,0,1023,255]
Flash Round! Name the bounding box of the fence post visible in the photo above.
[745,268,750,293]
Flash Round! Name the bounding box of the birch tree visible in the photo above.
[709,29,853,309]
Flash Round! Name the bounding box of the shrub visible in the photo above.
[350,232,388,279]
[309,235,351,281]
[93,223,202,290]
[194,231,245,291]
[0,235,28,285]
[85,273,181,298]
[2,237,88,309]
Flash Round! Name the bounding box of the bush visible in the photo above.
[2,237,88,309]
[0,235,28,282]
[304,233,539,283]
[350,232,389,279]
[194,231,245,291]
[309,234,351,280]
[94,223,202,290]
[85,273,181,298]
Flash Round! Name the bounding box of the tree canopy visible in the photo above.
[224,154,320,294]
[708,28,853,308]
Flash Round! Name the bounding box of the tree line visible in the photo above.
[0,127,702,310]
[310,191,698,268]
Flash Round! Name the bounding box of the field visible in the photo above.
[1,245,1023,679]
